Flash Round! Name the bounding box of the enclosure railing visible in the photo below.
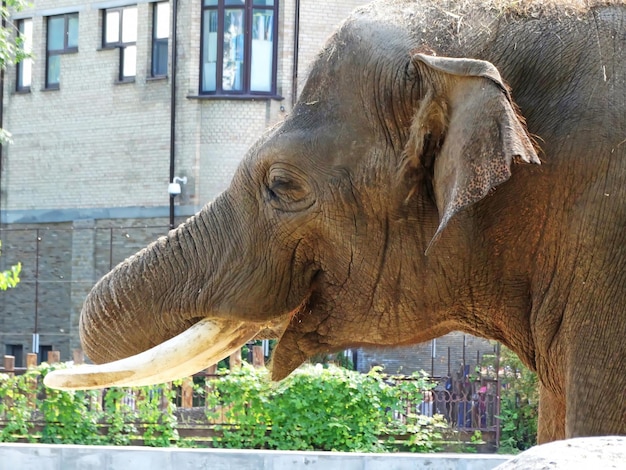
[0,347,502,449]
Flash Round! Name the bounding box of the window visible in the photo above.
[103,6,138,81]
[201,0,278,96]
[16,18,33,91]
[38,345,52,364]
[5,344,24,368]
[46,13,79,88]
[152,2,170,77]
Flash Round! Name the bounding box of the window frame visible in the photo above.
[16,18,33,92]
[45,13,79,89]
[200,0,279,98]
[102,5,138,82]
[151,1,170,78]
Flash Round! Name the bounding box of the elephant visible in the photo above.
[45,0,626,443]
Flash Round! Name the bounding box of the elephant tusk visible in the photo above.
[43,318,262,390]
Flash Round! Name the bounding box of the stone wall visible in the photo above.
[0,219,171,363]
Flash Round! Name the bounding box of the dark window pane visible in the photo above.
[48,17,65,50]
[47,55,61,86]
[250,9,273,92]
[223,9,245,91]
[67,14,79,48]
[202,10,218,91]
[6,344,24,367]
[39,345,52,364]
[153,40,168,76]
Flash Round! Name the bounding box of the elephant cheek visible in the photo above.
[270,308,333,380]
[269,330,311,381]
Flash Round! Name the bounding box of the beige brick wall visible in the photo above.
[2,0,371,215]
[4,2,171,211]
[296,0,370,94]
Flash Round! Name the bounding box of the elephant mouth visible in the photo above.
[43,317,288,390]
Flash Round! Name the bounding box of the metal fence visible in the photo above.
[1,344,505,449]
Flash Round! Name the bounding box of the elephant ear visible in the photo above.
[404,53,540,253]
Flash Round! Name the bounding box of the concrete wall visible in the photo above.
[0,444,512,470]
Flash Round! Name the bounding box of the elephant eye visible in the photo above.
[269,175,297,195]
[268,175,302,202]
[266,166,314,211]
[267,186,279,200]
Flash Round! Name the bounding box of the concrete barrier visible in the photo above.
[0,444,512,470]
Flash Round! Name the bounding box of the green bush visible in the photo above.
[497,348,538,452]
[0,362,445,451]
[0,363,180,446]
[267,365,396,451]
[0,240,21,291]
[0,370,36,442]
[206,364,444,452]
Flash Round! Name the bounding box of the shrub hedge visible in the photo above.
[0,362,446,451]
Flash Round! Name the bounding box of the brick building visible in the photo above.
[0,0,493,373]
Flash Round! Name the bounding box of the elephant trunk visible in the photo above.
[80,207,220,364]
[64,195,260,384]
[44,196,267,390]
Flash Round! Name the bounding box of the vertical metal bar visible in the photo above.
[34,229,40,333]
[462,334,467,377]
[169,0,179,230]
[109,227,114,270]
[291,0,300,106]
[431,339,435,377]
[495,342,501,448]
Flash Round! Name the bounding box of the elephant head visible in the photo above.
[45,10,538,390]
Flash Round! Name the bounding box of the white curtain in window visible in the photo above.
[122,7,137,43]
[19,19,33,87]
[250,10,272,92]
[123,45,137,78]
[202,9,218,92]
[106,11,120,43]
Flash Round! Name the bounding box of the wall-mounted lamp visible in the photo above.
[168,176,187,196]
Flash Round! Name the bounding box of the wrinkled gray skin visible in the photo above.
[80,0,625,442]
